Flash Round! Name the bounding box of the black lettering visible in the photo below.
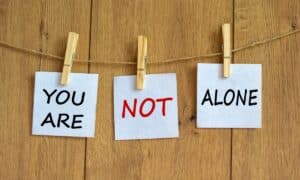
[249,89,258,106]
[43,89,57,104]
[57,113,70,128]
[41,112,56,127]
[72,115,83,129]
[236,89,247,106]
[201,89,213,105]
[72,92,86,106]
[224,89,235,106]
[214,89,223,105]
[56,90,70,105]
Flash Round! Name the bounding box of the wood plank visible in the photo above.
[86,0,232,179]
[0,1,91,179]
[233,0,300,179]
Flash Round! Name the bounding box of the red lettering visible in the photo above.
[156,97,173,116]
[122,97,174,118]
[139,98,155,117]
[122,99,137,118]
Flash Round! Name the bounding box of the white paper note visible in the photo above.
[197,64,262,128]
[114,73,179,140]
[32,72,99,137]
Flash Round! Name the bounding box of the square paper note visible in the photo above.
[197,64,262,128]
[114,73,179,140]
[32,72,99,137]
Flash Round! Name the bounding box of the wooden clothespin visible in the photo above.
[222,23,232,78]
[136,35,147,90]
[60,32,79,85]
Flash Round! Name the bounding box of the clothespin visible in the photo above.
[136,35,147,90]
[222,23,232,78]
[60,32,79,85]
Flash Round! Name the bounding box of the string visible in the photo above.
[0,29,300,65]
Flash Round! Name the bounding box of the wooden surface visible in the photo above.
[0,0,299,180]
[233,1,300,179]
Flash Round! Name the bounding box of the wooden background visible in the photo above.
[0,0,299,179]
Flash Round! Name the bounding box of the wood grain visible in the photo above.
[0,1,91,179]
[233,0,300,179]
[86,0,232,180]
[1,0,300,180]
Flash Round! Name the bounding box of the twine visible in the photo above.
[0,29,299,65]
